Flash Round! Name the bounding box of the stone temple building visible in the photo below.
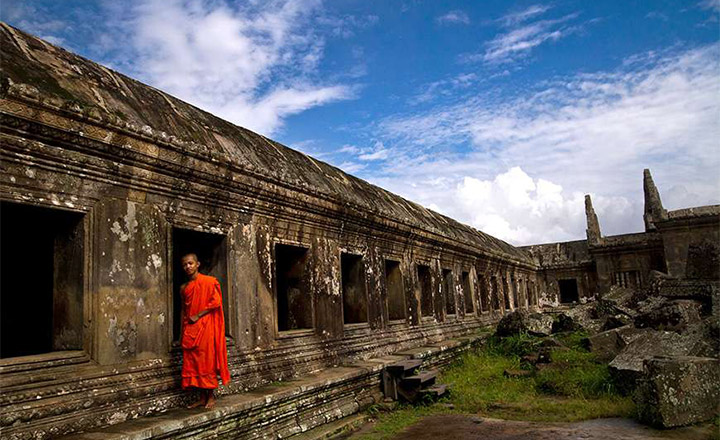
[523,170,719,306]
[0,24,717,439]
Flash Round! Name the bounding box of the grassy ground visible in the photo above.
[352,330,635,440]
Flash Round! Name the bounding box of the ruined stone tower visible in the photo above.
[643,168,667,231]
[584,194,601,245]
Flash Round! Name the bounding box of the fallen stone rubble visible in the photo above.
[495,275,719,428]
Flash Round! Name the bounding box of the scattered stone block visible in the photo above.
[562,303,605,334]
[496,311,553,337]
[602,314,632,331]
[583,326,644,363]
[598,286,638,317]
[634,299,703,332]
[635,356,720,428]
[609,330,695,394]
[551,313,579,333]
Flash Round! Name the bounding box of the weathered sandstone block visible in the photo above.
[635,356,720,428]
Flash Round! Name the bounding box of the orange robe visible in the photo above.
[181,273,231,389]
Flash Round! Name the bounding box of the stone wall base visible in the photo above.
[49,335,485,440]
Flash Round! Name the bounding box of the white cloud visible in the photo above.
[116,0,354,136]
[336,161,366,174]
[408,73,478,105]
[483,13,580,64]
[366,44,720,244]
[372,166,636,246]
[499,4,552,26]
[358,141,390,160]
[436,10,470,25]
[337,144,360,154]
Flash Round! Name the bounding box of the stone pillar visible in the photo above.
[404,257,420,326]
[95,199,169,365]
[233,221,275,350]
[312,237,343,339]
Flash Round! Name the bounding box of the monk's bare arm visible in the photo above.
[189,282,222,323]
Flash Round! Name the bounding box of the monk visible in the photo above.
[180,253,231,409]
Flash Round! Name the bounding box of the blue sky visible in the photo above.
[3,1,719,245]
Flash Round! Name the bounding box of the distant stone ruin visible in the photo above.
[0,23,717,439]
[522,168,719,307]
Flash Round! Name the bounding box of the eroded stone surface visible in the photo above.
[635,356,720,428]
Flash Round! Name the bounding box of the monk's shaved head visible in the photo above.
[181,253,201,278]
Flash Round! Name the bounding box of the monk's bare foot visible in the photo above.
[204,394,216,409]
[187,398,205,409]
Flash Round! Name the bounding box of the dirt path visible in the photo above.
[366,414,716,440]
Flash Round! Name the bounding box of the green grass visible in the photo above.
[353,331,635,439]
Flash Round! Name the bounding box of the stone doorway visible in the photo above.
[172,228,229,341]
[558,278,579,304]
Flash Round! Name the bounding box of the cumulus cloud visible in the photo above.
[365,43,719,244]
[119,0,354,135]
[373,167,636,246]
[436,10,470,25]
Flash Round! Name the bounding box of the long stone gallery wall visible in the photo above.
[0,23,540,439]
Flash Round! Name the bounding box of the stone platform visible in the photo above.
[55,335,483,440]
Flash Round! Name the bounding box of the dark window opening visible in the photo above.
[558,279,579,304]
[341,253,367,325]
[443,269,455,315]
[462,272,474,314]
[511,276,519,309]
[173,228,229,341]
[275,244,312,331]
[479,275,489,312]
[385,260,405,321]
[502,277,511,310]
[1,202,84,358]
[491,276,501,310]
[417,265,433,317]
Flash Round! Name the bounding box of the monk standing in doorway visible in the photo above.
[180,253,231,409]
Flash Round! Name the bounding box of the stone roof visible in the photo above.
[520,239,592,269]
[0,23,532,264]
[666,205,720,220]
